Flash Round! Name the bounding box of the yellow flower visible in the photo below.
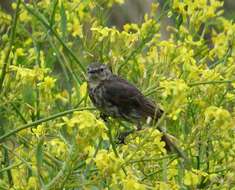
[16,48,25,57]
[27,177,38,190]
[107,0,124,7]
[123,23,139,33]
[56,90,69,104]
[44,76,56,89]
[95,149,124,176]
[91,26,113,41]
[72,18,83,38]
[38,76,56,91]
[11,66,37,84]
[204,106,232,128]
[48,139,68,158]
[79,82,87,99]
[11,2,17,10]
[32,124,45,138]
[122,175,146,190]
[160,79,189,120]
[19,10,31,22]
[62,115,80,128]
[76,111,108,139]
[184,170,200,186]
[39,51,45,68]
[157,182,171,190]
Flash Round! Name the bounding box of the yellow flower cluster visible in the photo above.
[161,79,189,120]
[95,150,124,176]
[61,111,107,157]
[172,0,223,29]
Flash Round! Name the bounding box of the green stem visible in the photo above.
[0,162,22,174]
[0,107,95,143]
[3,147,13,186]
[106,124,127,175]
[10,102,27,124]
[50,0,59,28]
[48,38,71,90]
[84,138,103,177]
[188,79,235,87]
[0,0,21,93]
[107,125,119,157]
[1,144,32,170]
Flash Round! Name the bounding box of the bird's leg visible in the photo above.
[137,121,142,131]
[100,112,108,122]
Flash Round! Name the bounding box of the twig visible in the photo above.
[0,162,22,174]
[188,79,235,87]
[0,107,95,143]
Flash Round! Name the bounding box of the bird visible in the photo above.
[87,62,185,158]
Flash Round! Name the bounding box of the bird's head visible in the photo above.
[87,63,112,83]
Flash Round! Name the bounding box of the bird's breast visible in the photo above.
[88,84,122,118]
[88,84,105,108]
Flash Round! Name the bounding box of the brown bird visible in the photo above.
[87,62,185,158]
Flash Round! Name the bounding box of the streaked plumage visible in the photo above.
[87,63,163,124]
[87,63,183,155]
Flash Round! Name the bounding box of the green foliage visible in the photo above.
[0,0,235,189]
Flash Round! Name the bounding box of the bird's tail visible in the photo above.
[141,100,187,160]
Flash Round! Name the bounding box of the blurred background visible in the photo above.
[1,0,235,25]
[0,0,234,40]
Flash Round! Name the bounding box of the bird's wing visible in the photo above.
[102,76,162,119]
[102,76,143,106]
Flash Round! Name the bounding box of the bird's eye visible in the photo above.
[88,70,95,74]
[99,68,104,72]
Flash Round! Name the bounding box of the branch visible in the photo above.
[0,107,95,143]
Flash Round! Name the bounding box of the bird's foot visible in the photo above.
[100,113,108,122]
[137,122,142,131]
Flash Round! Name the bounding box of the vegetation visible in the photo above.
[0,0,235,189]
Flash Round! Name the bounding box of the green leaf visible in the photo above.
[50,0,58,27]
[60,2,67,40]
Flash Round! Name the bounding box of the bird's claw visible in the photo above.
[100,113,108,122]
[116,130,134,144]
